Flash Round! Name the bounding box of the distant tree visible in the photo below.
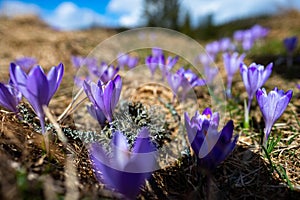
[143,0,180,30]
[180,12,193,36]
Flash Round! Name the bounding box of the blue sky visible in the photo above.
[0,0,300,30]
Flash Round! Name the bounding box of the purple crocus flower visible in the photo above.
[14,57,37,72]
[87,105,106,126]
[233,30,244,42]
[99,64,120,84]
[83,75,122,122]
[127,56,139,69]
[240,62,273,112]
[89,128,157,199]
[223,52,246,97]
[205,41,220,59]
[117,53,129,69]
[0,82,22,113]
[71,56,98,70]
[256,88,293,147]
[158,55,179,80]
[10,63,64,133]
[184,108,238,171]
[219,37,234,52]
[117,53,139,69]
[152,47,163,57]
[167,72,182,99]
[176,67,205,101]
[203,66,219,85]
[145,55,159,78]
[250,24,269,40]
[297,83,300,90]
[242,30,255,51]
[283,36,298,53]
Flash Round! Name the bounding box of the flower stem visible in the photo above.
[243,99,249,129]
[226,78,232,98]
[287,52,293,68]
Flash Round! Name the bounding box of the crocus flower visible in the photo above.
[10,63,64,133]
[283,36,298,53]
[219,37,235,52]
[167,72,182,99]
[0,82,22,113]
[99,64,120,84]
[250,24,269,40]
[203,66,218,85]
[297,84,300,90]
[71,56,97,70]
[158,55,179,80]
[86,105,106,126]
[223,52,246,97]
[184,108,238,171]
[145,55,158,78]
[117,53,129,69]
[83,75,122,122]
[127,56,139,69]
[89,128,157,199]
[256,88,293,147]
[14,57,37,71]
[242,30,255,51]
[240,62,273,112]
[152,47,163,57]
[205,41,220,60]
[283,36,298,67]
[117,53,139,69]
[177,67,205,100]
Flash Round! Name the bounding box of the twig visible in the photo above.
[57,87,85,123]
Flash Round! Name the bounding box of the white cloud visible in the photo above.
[181,0,294,26]
[107,0,144,27]
[0,0,40,17]
[43,2,110,30]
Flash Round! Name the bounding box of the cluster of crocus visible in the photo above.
[71,56,119,87]
[117,53,139,69]
[256,88,293,147]
[184,108,238,172]
[145,47,179,80]
[89,128,157,199]
[71,56,97,70]
[223,52,246,97]
[0,81,22,113]
[205,38,235,59]
[83,75,122,124]
[233,24,269,51]
[167,67,205,101]
[10,63,64,133]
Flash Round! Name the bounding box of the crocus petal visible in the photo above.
[26,66,49,106]
[47,63,64,103]
[111,131,130,170]
[132,128,156,153]
[0,83,18,112]
[261,63,273,85]
[87,105,106,126]
[111,75,122,110]
[273,90,293,122]
[9,63,29,98]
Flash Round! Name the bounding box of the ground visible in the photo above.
[0,11,300,200]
